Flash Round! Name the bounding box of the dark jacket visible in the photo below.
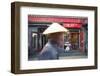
[38,40,65,60]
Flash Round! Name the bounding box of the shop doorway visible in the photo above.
[70,32,79,51]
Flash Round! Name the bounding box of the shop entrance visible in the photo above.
[70,32,79,51]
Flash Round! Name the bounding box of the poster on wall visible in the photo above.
[11,2,97,74]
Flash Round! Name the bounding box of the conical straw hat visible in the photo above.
[43,23,68,35]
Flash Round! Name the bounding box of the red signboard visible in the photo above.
[28,16,84,24]
[63,23,81,28]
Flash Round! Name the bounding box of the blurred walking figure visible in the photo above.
[65,42,71,52]
[38,23,68,60]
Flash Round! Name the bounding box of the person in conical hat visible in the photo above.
[38,23,69,60]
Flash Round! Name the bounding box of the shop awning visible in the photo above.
[28,15,84,24]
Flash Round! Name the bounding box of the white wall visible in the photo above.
[0,0,100,76]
